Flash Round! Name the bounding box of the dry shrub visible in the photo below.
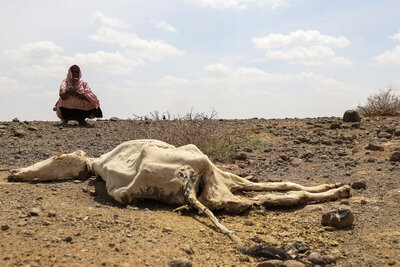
[131,110,241,162]
[357,86,400,116]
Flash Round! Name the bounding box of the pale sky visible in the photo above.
[0,0,399,121]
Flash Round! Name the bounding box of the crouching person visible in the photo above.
[55,65,102,126]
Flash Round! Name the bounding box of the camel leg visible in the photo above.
[178,166,246,252]
[238,181,344,193]
[251,185,351,206]
[221,170,343,193]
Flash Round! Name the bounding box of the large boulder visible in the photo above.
[343,110,361,122]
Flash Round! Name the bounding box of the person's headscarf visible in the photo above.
[64,65,99,108]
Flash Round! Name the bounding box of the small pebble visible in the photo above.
[29,208,40,216]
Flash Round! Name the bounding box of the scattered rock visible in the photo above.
[1,224,9,231]
[307,251,326,265]
[284,260,305,267]
[321,255,336,264]
[378,131,392,139]
[321,140,332,146]
[22,230,34,236]
[13,128,26,137]
[390,152,400,162]
[340,200,350,206]
[297,136,310,143]
[64,236,72,242]
[352,147,362,154]
[366,143,384,151]
[352,181,367,190]
[250,235,263,243]
[343,110,361,122]
[47,211,56,217]
[162,227,172,233]
[246,244,291,260]
[180,244,194,255]
[168,257,193,267]
[237,255,251,263]
[234,152,248,161]
[394,128,400,137]
[321,209,354,228]
[279,154,290,161]
[12,118,20,122]
[17,221,28,227]
[51,237,61,243]
[300,151,314,159]
[290,241,310,253]
[290,158,302,167]
[29,208,40,216]
[42,220,51,226]
[109,117,119,121]
[257,260,284,267]
[27,126,38,131]
[330,122,341,129]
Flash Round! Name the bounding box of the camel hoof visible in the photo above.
[341,185,351,198]
[7,174,17,182]
[334,182,344,188]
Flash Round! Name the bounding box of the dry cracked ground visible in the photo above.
[0,116,399,267]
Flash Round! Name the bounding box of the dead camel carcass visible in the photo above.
[8,139,350,260]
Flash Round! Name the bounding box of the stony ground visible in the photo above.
[0,116,399,267]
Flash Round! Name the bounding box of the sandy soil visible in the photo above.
[0,117,399,267]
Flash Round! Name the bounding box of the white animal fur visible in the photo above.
[9,139,350,251]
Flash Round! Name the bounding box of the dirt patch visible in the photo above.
[0,117,400,266]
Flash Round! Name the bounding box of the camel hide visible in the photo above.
[8,139,351,256]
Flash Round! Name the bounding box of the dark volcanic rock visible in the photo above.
[246,244,291,260]
[330,122,342,129]
[366,143,384,151]
[390,152,400,162]
[352,181,367,190]
[290,241,309,253]
[343,110,361,122]
[308,252,326,265]
[321,209,354,228]
[234,152,248,160]
[378,131,392,139]
[168,258,193,267]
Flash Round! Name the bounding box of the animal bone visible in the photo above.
[8,139,350,258]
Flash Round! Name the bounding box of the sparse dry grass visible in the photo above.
[357,86,400,116]
[131,110,243,162]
